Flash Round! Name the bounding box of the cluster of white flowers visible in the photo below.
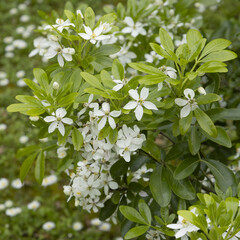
[61,98,146,212]
[90,218,111,232]
[41,174,58,187]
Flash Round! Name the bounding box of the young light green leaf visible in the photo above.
[72,127,84,151]
[128,62,164,75]
[138,74,167,85]
[194,108,217,138]
[138,199,152,224]
[200,50,237,63]
[159,28,174,52]
[34,151,45,184]
[196,93,221,105]
[179,111,193,135]
[186,29,203,49]
[112,59,124,80]
[84,7,95,29]
[33,68,49,94]
[124,226,149,239]
[81,72,104,90]
[109,128,118,144]
[119,206,148,225]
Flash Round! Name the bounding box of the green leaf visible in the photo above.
[124,226,149,239]
[159,28,174,52]
[84,7,95,29]
[72,127,84,151]
[174,158,200,180]
[200,38,231,59]
[33,68,49,94]
[34,151,45,184]
[188,126,201,155]
[128,62,163,75]
[200,50,237,63]
[194,108,217,138]
[138,200,152,224]
[142,139,161,162]
[109,128,118,144]
[179,111,193,135]
[186,29,203,49]
[110,159,129,179]
[138,74,167,85]
[119,206,148,225]
[196,93,221,105]
[150,166,171,207]
[80,72,104,90]
[197,61,228,73]
[17,145,39,158]
[99,199,118,220]
[98,126,111,140]
[24,78,43,93]
[201,126,232,148]
[58,93,78,107]
[64,10,75,22]
[150,43,174,60]
[57,157,73,172]
[16,95,42,106]
[91,44,120,56]
[20,152,38,182]
[84,88,119,99]
[204,159,237,192]
[112,59,124,80]
[167,168,196,200]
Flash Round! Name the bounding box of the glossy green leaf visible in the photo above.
[186,29,203,49]
[200,50,237,62]
[174,158,200,180]
[150,43,174,60]
[33,68,49,93]
[34,151,45,184]
[125,226,149,239]
[84,7,95,29]
[150,166,171,207]
[196,93,221,105]
[112,59,124,80]
[179,111,193,135]
[119,206,148,224]
[188,126,201,155]
[159,28,174,52]
[128,62,164,75]
[138,74,167,85]
[194,108,217,138]
[81,72,104,90]
[138,199,152,224]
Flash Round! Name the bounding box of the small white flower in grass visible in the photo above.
[6,207,22,217]
[122,17,146,37]
[95,102,121,130]
[29,37,49,57]
[42,175,57,187]
[0,124,7,131]
[0,79,9,86]
[167,208,199,239]
[0,178,9,190]
[42,221,55,231]
[5,200,13,208]
[99,222,111,232]
[11,179,23,189]
[19,135,29,144]
[44,108,73,136]
[13,39,27,49]
[175,88,198,118]
[72,222,83,231]
[0,71,7,79]
[44,42,75,67]
[112,77,129,91]
[90,218,102,227]
[123,87,158,121]
[57,147,67,159]
[45,18,75,32]
[78,24,110,44]
[27,200,40,210]
[0,204,5,211]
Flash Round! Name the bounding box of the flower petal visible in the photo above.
[123,101,137,110]
[44,116,56,122]
[180,104,191,118]
[175,98,188,107]
[140,87,149,100]
[61,117,73,125]
[108,116,116,129]
[98,116,107,130]
[78,33,91,40]
[102,102,110,113]
[57,122,65,136]
[56,108,66,118]
[134,105,143,121]
[129,89,139,100]
[57,54,64,67]
[84,25,92,35]
[113,84,123,91]
[143,101,158,110]
[124,17,134,27]
[48,121,58,133]
[184,88,195,99]
[110,110,121,117]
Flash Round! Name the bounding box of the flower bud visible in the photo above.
[198,87,206,95]
[29,116,39,121]
[53,81,59,90]
[63,185,72,195]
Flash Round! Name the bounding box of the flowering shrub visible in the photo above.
[4,0,240,239]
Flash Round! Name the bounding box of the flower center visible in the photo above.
[56,47,62,53]
[57,117,62,121]
[91,33,97,39]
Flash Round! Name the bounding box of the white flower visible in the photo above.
[19,135,29,144]
[6,207,22,217]
[122,17,146,37]
[10,8,18,15]
[29,116,39,121]
[17,79,27,87]
[77,94,98,116]
[0,71,7,79]
[3,36,13,44]
[16,70,25,78]
[11,179,23,189]
[0,178,9,190]
[13,39,27,49]
[45,18,75,32]
[63,185,72,196]
[76,10,84,18]
[29,37,49,57]
[167,209,199,239]
[57,147,67,158]
[78,24,110,44]
[27,200,40,210]
[44,108,73,136]
[99,222,111,231]
[0,204,5,211]
[112,77,129,91]
[44,42,75,67]
[0,124,7,131]
[159,66,177,79]
[72,222,83,231]
[123,87,158,121]
[53,81,59,90]
[20,15,30,22]
[94,102,121,130]
[175,88,198,118]
[42,175,57,187]
[0,79,9,86]
[5,200,13,208]
[91,218,102,226]
[198,87,206,95]
[146,229,166,239]
[145,51,164,63]
[42,221,55,231]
